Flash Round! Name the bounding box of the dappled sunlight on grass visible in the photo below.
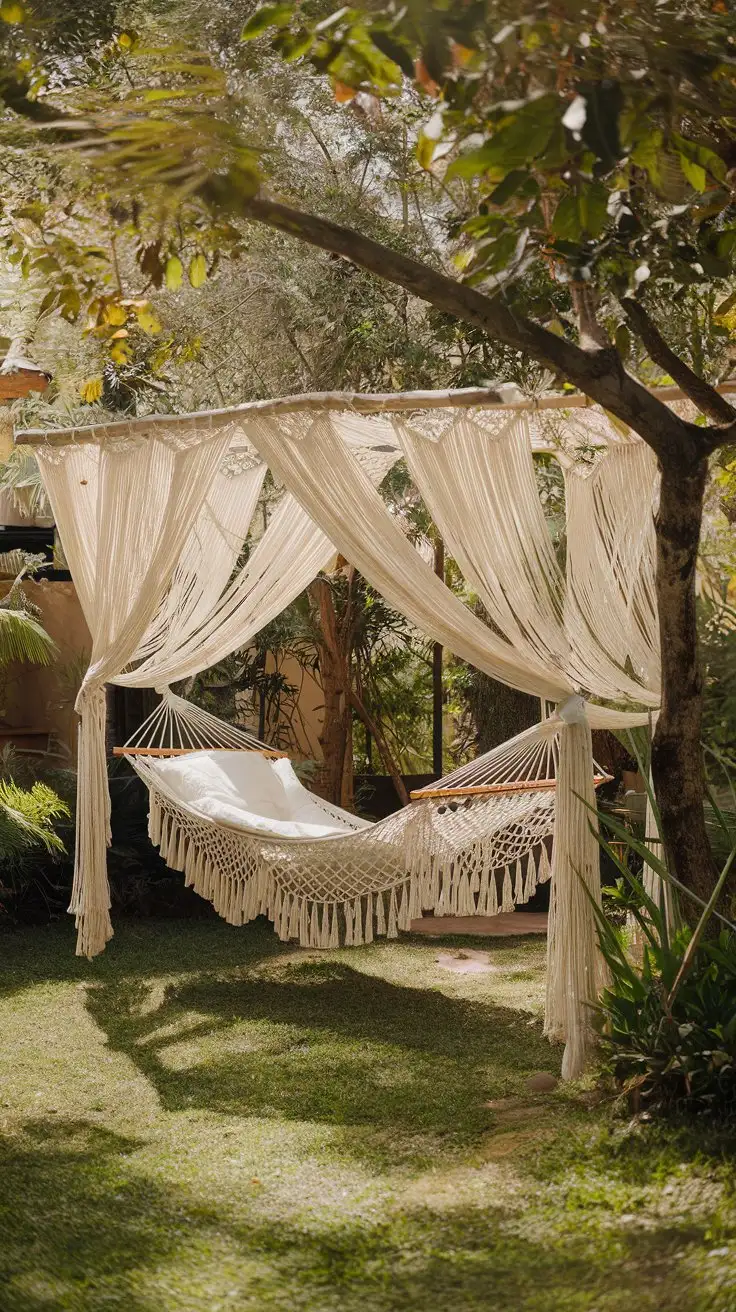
[1,918,735,1311]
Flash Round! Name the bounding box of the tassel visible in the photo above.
[501,866,514,913]
[478,866,490,915]
[148,798,161,844]
[310,901,320,948]
[514,859,525,903]
[272,885,283,930]
[158,814,170,861]
[353,896,363,946]
[408,877,421,921]
[344,901,354,948]
[398,883,409,931]
[363,894,374,944]
[388,889,398,939]
[376,892,386,937]
[329,904,340,949]
[299,899,309,946]
[320,903,331,949]
[525,854,538,902]
[538,842,552,883]
[288,895,300,941]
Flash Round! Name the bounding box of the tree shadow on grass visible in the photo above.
[0,916,288,999]
[0,1118,187,1311]
[0,1116,718,1312]
[84,956,558,1168]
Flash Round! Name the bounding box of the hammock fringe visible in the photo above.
[147,786,555,948]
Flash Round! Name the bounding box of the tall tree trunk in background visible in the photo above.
[467,598,539,752]
[468,672,540,754]
[309,580,353,808]
[651,455,715,907]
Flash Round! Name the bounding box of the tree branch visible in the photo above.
[621,296,736,427]
[571,283,610,351]
[232,192,708,464]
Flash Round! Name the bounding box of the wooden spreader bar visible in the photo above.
[411,775,610,801]
[113,746,288,759]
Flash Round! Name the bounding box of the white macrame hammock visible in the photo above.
[22,386,670,1080]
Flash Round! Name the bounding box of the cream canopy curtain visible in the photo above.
[116,430,400,691]
[128,456,267,672]
[245,412,570,703]
[36,426,236,958]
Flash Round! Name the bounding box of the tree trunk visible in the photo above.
[309,581,352,807]
[651,453,714,909]
[468,673,540,755]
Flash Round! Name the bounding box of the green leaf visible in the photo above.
[672,133,727,184]
[188,254,207,288]
[165,256,183,290]
[614,322,631,359]
[679,153,706,192]
[273,27,313,61]
[448,95,559,181]
[488,169,530,206]
[551,194,581,240]
[0,608,56,666]
[241,3,293,40]
[370,30,415,79]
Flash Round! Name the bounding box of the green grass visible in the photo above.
[0,917,735,1311]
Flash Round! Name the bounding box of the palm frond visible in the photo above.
[0,779,69,861]
[0,608,57,665]
[0,447,51,520]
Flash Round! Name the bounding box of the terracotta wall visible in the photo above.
[1,579,89,759]
[264,651,325,760]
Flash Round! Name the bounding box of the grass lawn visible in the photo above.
[1,917,735,1312]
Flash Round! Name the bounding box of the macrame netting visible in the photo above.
[30,392,666,1078]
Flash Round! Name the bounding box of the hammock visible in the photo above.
[120,691,606,950]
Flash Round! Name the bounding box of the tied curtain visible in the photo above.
[36,418,399,959]
[36,426,236,958]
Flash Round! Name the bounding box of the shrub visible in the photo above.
[592,802,736,1116]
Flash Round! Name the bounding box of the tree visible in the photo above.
[2,1,736,902]
[226,1,736,906]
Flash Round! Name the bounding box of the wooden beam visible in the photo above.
[15,380,736,446]
[411,774,611,801]
[112,745,288,758]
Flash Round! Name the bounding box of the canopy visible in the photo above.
[21,385,668,1079]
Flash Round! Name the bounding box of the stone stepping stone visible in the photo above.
[435,949,495,974]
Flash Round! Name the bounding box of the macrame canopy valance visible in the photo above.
[22,384,668,1080]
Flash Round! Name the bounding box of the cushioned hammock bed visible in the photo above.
[119,691,608,951]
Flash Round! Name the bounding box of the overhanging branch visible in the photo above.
[621,296,736,428]
[233,193,707,464]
